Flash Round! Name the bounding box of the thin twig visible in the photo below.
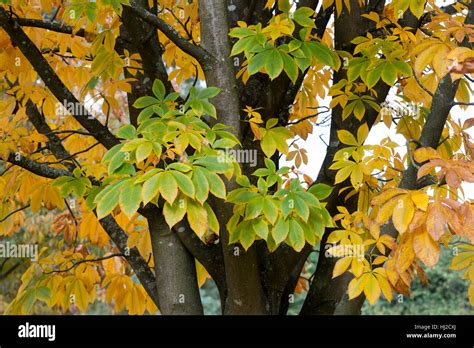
[413,74,434,97]
[43,253,125,274]
[0,204,30,222]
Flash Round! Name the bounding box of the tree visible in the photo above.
[0,0,473,315]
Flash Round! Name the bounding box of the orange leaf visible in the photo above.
[413,229,440,268]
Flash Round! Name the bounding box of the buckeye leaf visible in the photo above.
[120,182,142,218]
[159,171,178,204]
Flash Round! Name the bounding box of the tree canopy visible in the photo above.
[0,0,473,315]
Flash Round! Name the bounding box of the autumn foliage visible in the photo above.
[0,0,473,315]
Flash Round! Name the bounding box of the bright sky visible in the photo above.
[282,87,474,197]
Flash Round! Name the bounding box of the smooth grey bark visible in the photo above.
[148,213,204,315]
[199,0,268,314]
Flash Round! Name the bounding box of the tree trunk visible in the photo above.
[148,213,204,315]
[199,0,268,314]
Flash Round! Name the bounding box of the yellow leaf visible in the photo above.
[413,147,440,163]
[337,130,358,146]
[392,197,415,234]
[186,200,208,237]
[411,191,429,211]
[364,273,381,305]
[333,256,352,278]
[196,260,210,287]
[414,44,439,74]
[69,279,89,312]
[376,197,399,224]
[413,229,440,268]
[371,188,405,206]
[350,165,364,189]
[396,234,415,273]
[348,273,369,300]
[374,270,393,302]
[450,251,474,270]
[334,164,354,184]
[356,123,369,144]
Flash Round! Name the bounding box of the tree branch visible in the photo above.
[0,8,120,150]
[25,99,77,170]
[43,253,124,274]
[6,153,72,179]
[0,204,30,222]
[99,215,159,306]
[126,0,213,66]
[16,17,87,38]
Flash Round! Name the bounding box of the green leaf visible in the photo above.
[226,189,260,203]
[263,197,278,225]
[171,171,195,198]
[136,142,153,163]
[194,156,231,173]
[280,51,299,84]
[203,170,226,199]
[260,133,277,157]
[245,198,264,220]
[152,80,166,100]
[201,101,217,118]
[167,162,192,172]
[305,41,334,67]
[85,2,98,21]
[366,63,384,89]
[308,183,333,200]
[133,96,159,109]
[236,175,251,187]
[248,51,268,75]
[22,289,36,313]
[294,195,309,221]
[108,151,127,175]
[240,221,256,250]
[273,218,289,244]
[297,191,320,208]
[204,202,220,233]
[392,60,412,76]
[159,171,178,204]
[96,186,120,219]
[265,49,284,80]
[292,7,316,28]
[192,167,210,203]
[288,219,305,251]
[253,219,269,239]
[120,181,142,218]
[281,194,294,218]
[135,168,161,184]
[117,124,137,140]
[257,178,268,195]
[229,27,256,39]
[381,62,398,86]
[198,87,221,99]
[142,174,161,205]
[163,198,187,228]
[302,221,317,245]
